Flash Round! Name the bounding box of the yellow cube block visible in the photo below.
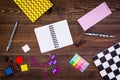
[20,64,28,72]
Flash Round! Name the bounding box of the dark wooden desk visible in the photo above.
[0,0,120,80]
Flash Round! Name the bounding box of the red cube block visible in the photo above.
[16,56,23,64]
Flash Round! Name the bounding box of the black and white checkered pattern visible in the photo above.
[92,42,120,80]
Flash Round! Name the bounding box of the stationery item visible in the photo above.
[16,56,24,64]
[51,54,55,60]
[6,21,18,51]
[22,44,30,53]
[48,54,57,65]
[20,64,28,72]
[34,20,73,53]
[69,54,89,72]
[53,60,57,65]
[48,61,53,66]
[43,54,61,77]
[55,66,61,74]
[44,71,48,77]
[5,67,13,76]
[85,33,115,38]
[30,56,38,67]
[92,42,120,80]
[48,59,58,65]
[52,68,57,74]
[78,2,112,31]
[41,62,47,68]
[13,0,53,22]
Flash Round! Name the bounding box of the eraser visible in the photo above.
[22,44,30,53]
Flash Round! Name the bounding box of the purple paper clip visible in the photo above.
[44,71,48,77]
[41,62,47,68]
[51,54,55,60]
[30,56,38,67]
[56,66,61,74]
[53,59,57,65]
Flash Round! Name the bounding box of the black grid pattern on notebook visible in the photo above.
[92,42,120,80]
[49,25,59,48]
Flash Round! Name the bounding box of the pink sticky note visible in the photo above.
[78,2,112,31]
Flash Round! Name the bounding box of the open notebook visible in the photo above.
[34,20,73,53]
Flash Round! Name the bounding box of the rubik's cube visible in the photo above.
[13,0,53,22]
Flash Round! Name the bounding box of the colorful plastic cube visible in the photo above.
[5,67,13,76]
[16,56,23,64]
[20,64,28,72]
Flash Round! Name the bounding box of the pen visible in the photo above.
[6,22,18,51]
[84,33,115,38]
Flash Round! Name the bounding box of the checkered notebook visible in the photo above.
[92,42,120,80]
[13,0,53,22]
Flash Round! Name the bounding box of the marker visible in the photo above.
[85,33,115,38]
[6,22,18,51]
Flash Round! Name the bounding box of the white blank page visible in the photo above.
[34,26,54,53]
[34,20,73,53]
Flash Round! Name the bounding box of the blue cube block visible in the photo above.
[5,67,13,75]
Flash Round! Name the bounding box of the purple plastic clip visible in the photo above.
[51,54,55,60]
[52,68,57,74]
[48,61,53,65]
[53,59,57,65]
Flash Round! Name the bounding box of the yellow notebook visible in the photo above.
[13,0,53,22]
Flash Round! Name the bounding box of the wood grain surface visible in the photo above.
[0,0,120,80]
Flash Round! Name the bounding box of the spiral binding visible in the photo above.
[49,25,59,48]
